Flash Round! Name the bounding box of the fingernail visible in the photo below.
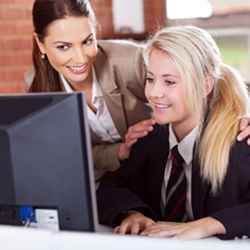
[240,126,245,131]
[237,135,242,141]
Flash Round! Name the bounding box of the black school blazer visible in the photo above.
[97,125,250,239]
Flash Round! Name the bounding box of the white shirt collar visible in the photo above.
[91,69,102,104]
[169,125,199,165]
[60,74,73,93]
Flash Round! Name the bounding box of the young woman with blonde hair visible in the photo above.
[97,25,250,240]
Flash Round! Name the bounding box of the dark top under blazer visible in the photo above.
[97,125,250,240]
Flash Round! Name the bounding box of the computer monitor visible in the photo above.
[0,92,98,232]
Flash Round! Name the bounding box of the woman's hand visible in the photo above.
[118,119,156,160]
[238,117,250,145]
[140,217,226,240]
[113,211,155,235]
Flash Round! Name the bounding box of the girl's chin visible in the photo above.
[154,117,170,125]
[153,112,170,124]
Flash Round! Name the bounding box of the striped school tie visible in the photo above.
[164,145,187,222]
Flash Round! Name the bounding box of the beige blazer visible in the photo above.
[92,40,152,179]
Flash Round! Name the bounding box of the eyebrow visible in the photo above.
[146,71,178,78]
[146,71,154,76]
[162,74,178,78]
[53,33,93,45]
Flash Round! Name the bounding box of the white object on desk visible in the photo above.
[35,209,59,231]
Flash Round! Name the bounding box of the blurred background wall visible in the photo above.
[0,0,249,92]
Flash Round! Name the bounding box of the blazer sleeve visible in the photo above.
[97,129,160,227]
[92,142,122,181]
[209,141,250,240]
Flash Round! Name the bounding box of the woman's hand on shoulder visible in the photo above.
[113,211,155,235]
[140,217,226,240]
[238,117,250,145]
[118,119,156,160]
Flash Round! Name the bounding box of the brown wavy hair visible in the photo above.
[30,0,95,92]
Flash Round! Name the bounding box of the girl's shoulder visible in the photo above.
[135,124,169,148]
[229,140,250,180]
[230,139,250,161]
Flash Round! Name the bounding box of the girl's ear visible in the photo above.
[204,76,214,97]
[33,32,46,54]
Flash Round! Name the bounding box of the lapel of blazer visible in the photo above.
[149,125,170,216]
[154,146,170,217]
[191,154,209,219]
[94,45,128,137]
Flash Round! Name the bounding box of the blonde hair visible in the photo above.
[144,26,249,194]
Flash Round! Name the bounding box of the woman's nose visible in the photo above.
[73,47,87,63]
[150,82,164,98]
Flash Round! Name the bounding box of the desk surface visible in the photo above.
[54,232,250,250]
[0,226,249,250]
